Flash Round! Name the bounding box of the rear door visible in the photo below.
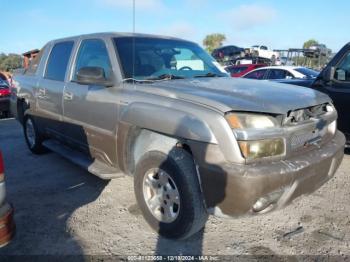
[36,41,74,137]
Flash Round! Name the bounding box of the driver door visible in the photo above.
[321,52,350,138]
[62,38,118,165]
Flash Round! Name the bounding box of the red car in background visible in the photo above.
[225,64,267,77]
[0,151,15,247]
[0,80,11,118]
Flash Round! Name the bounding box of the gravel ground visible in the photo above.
[0,118,349,258]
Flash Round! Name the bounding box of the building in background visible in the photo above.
[22,49,39,69]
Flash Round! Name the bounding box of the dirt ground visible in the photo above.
[0,118,349,259]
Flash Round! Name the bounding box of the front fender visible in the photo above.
[120,102,217,144]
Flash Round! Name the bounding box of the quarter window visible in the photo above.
[45,41,74,81]
[74,39,112,80]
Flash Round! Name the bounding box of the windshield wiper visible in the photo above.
[194,72,224,78]
[144,74,185,81]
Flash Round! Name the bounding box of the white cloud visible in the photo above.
[160,21,196,39]
[224,4,277,31]
[99,0,165,10]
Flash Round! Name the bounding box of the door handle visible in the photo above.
[63,91,74,101]
[37,88,46,98]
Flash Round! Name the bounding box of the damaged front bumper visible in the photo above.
[195,131,345,217]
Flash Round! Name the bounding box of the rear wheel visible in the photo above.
[134,148,208,239]
[23,116,46,154]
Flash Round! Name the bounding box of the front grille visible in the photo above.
[283,103,329,126]
[290,129,326,150]
[286,103,333,152]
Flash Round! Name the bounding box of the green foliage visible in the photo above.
[303,39,318,49]
[203,33,226,53]
[0,53,23,72]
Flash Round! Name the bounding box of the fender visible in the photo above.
[116,102,218,174]
[119,102,217,144]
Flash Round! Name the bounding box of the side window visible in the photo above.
[45,41,74,81]
[25,46,46,75]
[244,69,267,80]
[261,46,268,50]
[269,69,288,79]
[334,52,350,81]
[74,39,112,80]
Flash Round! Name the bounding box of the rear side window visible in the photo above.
[244,69,267,79]
[268,69,293,80]
[45,41,74,81]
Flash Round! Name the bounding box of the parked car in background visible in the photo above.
[212,45,244,63]
[277,56,294,66]
[0,80,11,118]
[11,32,345,239]
[0,151,15,247]
[242,66,319,80]
[249,45,280,61]
[311,42,350,144]
[273,78,315,87]
[225,64,267,77]
[235,57,271,65]
[304,44,331,58]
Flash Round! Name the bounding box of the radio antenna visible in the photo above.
[133,0,136,33]
[132,0,136,87]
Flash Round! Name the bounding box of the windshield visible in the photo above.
[294,67,319,78]
[113,37,228,81]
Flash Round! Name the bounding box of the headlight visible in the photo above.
[225,113,278,129]
[238,138,285,159]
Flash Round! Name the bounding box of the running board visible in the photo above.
[43,140,125,180]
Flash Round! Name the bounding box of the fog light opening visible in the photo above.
[252,189,284,213]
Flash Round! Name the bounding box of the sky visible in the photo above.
[1,0,349,54]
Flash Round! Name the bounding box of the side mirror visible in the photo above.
[322,66,335,82]
[75,67,113,87]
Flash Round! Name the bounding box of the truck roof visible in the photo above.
[46,32,193,45]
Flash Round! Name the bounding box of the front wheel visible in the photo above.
[134,149,208,239]
[23,116,46,154]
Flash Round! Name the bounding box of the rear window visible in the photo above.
[227,66,248,74]
[45,41,74,81]
[0,79,8,87]
[294,67,319,78]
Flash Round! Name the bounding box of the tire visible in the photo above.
[134,148,208,239]
[23,116,46,154]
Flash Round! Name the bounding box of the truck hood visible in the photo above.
[139,77,331,115]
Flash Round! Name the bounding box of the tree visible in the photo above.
[0,54,22,72]
[203,33,226,53]
[303,39,318,49]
